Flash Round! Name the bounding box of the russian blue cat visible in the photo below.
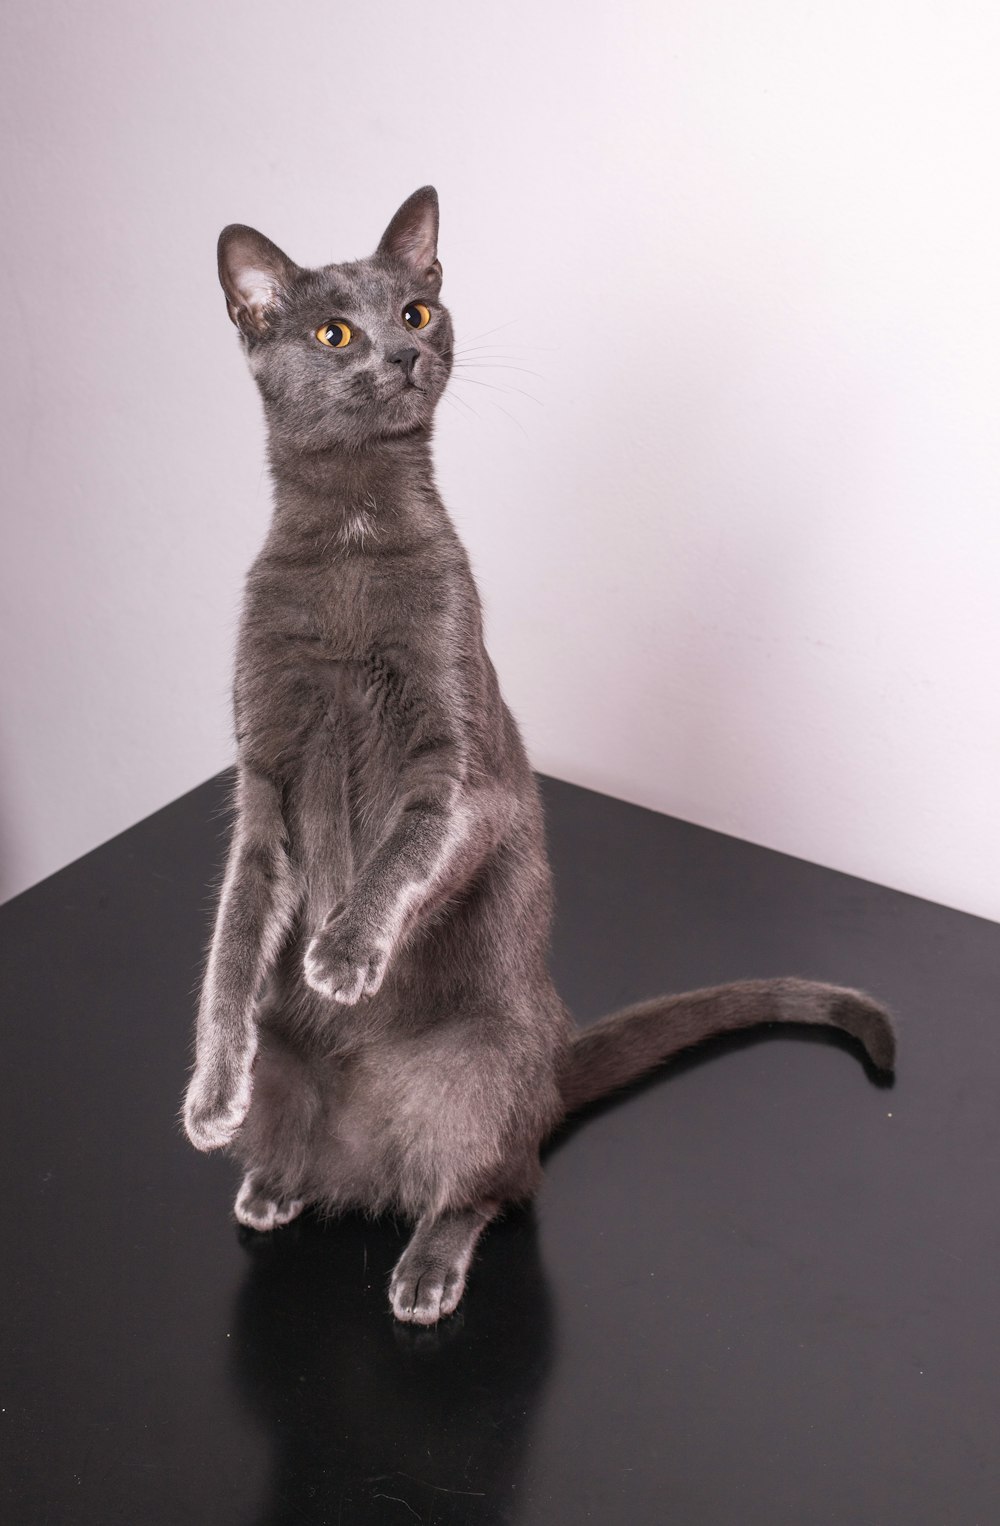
[182,188,894,1324]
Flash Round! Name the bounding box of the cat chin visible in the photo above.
[314,384,439,447]
[378,418,431,441]
[372,406,435,442]
[379,379,441,419]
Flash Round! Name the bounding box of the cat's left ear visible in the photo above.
[377,186,442,282]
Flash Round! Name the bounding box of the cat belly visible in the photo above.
[234,778,567,1218]
[240,995,558,1220]
[315,1030,522,1218]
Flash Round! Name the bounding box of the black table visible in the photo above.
[3,773,998,1524]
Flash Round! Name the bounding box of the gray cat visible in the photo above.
[182,187,895,1325]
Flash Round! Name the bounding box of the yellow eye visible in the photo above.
[403,302,430,331]
[316,321,352,348]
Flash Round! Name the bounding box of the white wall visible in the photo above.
[1,0,998,920]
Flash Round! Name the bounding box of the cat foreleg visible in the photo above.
[183,768,298,1151]
[304,749,477,1005]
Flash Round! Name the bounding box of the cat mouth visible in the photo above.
[382,381,425,405]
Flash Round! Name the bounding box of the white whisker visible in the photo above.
[450,375,543,406]
[454,318,522,347]
[452,359,545,380]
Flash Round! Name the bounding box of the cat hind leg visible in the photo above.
[389,1203,498,1325]
[234,1170,305,1231]
[231,1029,321,1231]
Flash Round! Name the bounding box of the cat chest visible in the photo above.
[234,637,410,776]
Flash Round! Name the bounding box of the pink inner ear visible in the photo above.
[237,268,282,311]
[218,225,299,333]
[399,227,436,269]
[378,188,439,272]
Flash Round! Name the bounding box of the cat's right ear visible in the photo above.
[217,225,300,337]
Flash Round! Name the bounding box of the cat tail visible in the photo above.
[560,976,895,1115]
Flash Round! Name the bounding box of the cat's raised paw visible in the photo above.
[303,916,388,1005]
[234,1173,304,1232]
[182,1065,252,1152]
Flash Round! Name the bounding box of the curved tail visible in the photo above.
[560,977,895,1115]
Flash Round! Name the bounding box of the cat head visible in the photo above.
[218,187,453,452]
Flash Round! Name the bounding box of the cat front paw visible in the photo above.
[183,1059,253,1152]
[303,908,389,1005]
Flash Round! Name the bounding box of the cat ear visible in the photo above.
[376,186,441,280]
[218,225,300,336]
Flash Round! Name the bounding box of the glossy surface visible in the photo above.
[2,774,998,1523]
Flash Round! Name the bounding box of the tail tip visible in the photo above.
[831,991,896,1075]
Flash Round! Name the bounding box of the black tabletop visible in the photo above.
[2,772,998,1524]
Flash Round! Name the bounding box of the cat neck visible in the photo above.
[265,429,445,550]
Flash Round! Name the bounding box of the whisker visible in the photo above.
[483,398,529,438]
[455,337,558,357]
[455,341,537,357]
[452,360,545,380]
[454,351,543,369]
[450,375,543,405]
[455,318,522,347]
[442,388,480,420]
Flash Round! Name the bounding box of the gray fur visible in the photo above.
[182,187,895,1324]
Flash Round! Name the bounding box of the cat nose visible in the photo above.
[387,346,419,381]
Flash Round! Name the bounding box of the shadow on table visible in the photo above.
[230,1204,554,1525]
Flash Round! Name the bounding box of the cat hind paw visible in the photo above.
[389,1252,467,1326]
[234,1174,305,1232]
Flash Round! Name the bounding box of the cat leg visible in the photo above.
[183,767,299,1152]
[304,758,509,1007]
[389,1203,498,1325]
[231,1029,322,1229]
[234,1171,305,1231]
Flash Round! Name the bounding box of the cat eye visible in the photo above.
[316,321,352,349]
[403,303,431,331]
